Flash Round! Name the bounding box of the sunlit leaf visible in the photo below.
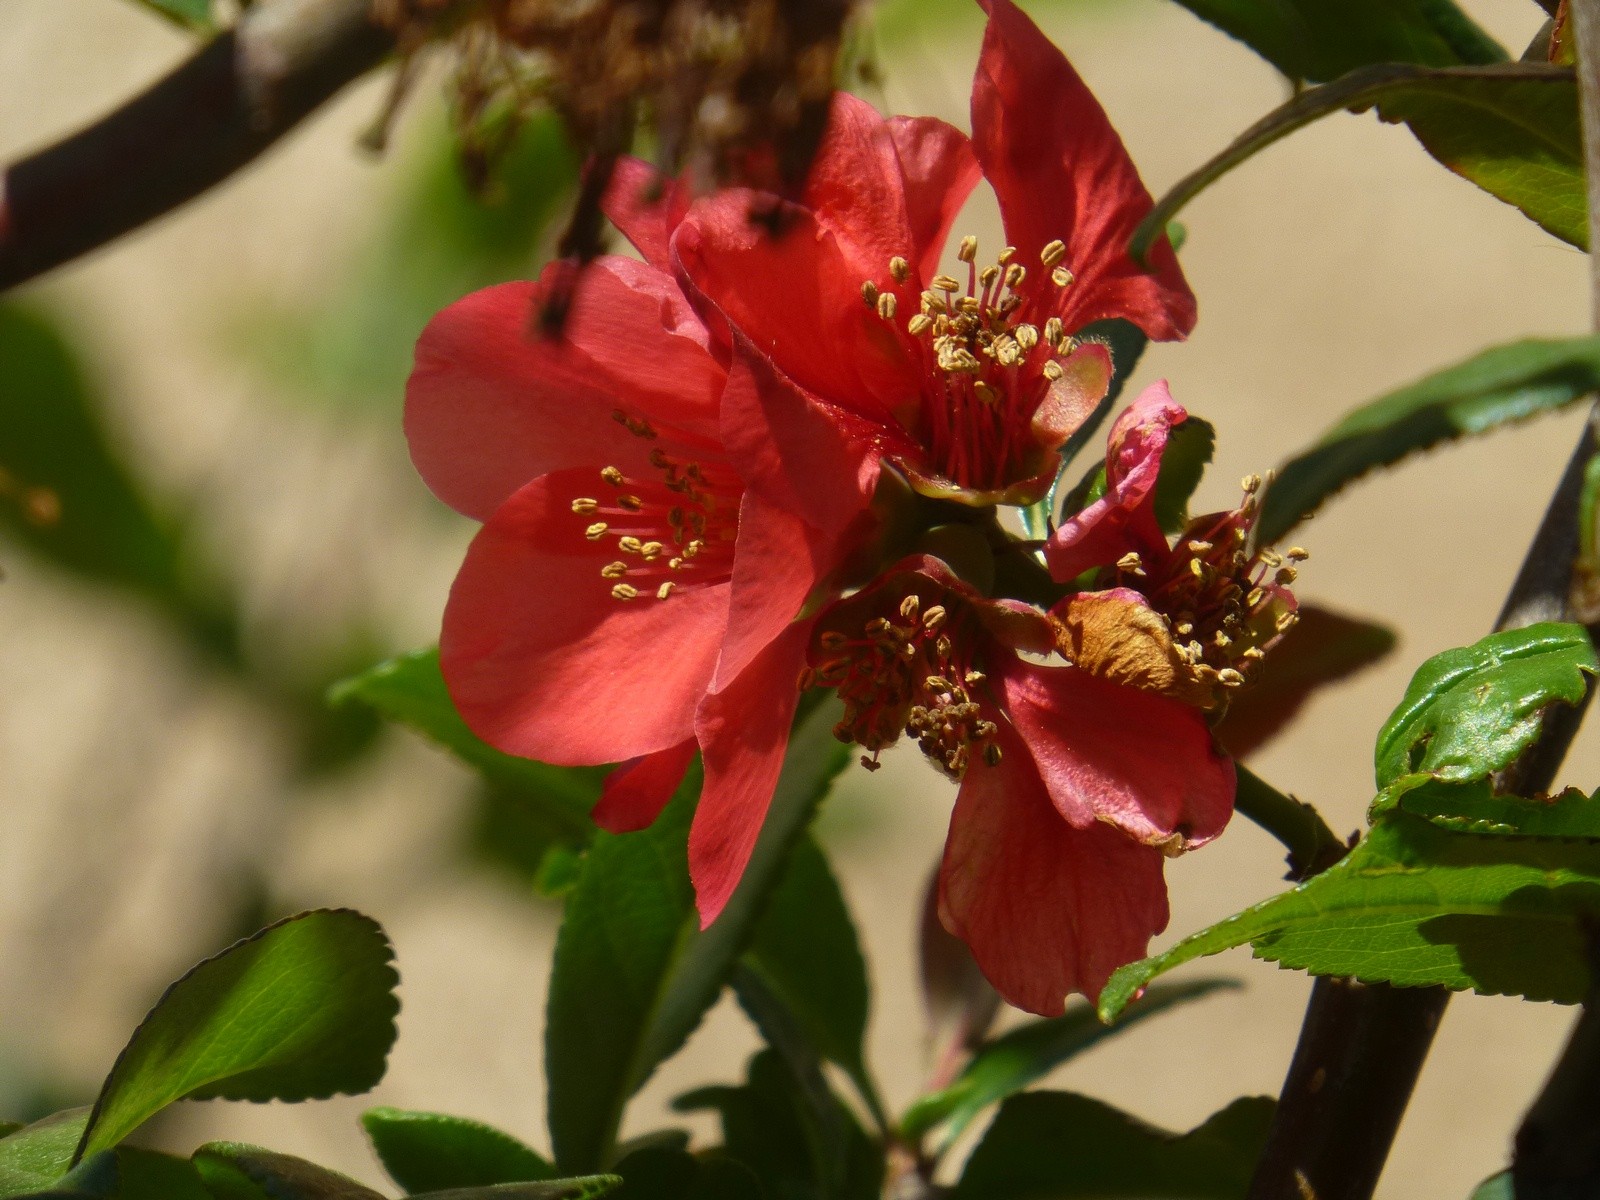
[1258,337,1600,544]
[128,0,214,30]
[75,910,398,1162]
[952,1092,1274,1199]
[0,1111,89,1198]
[362,1108,555,1193]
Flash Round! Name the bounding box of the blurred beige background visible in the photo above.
[0,0,1593,1195]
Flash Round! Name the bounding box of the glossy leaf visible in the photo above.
[1131,65,1579,266]
[900,979,1238,1146]
[1151,417,1216,535]
[1373,623,1595,789]
[1216,605,1397,757]
[1258,337,1600,545]
[361,1109,554,1193]
[75,910,399,1163]
[0,1111,88,1198]
[1376,775,1600,839]
[741,836,874,1111]
[1170,0,1502,84]
[545,702,851,1172]
[952,1092,1275,1199]
[1101,812,1600,1017]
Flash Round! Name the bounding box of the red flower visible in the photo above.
[806,555,1233,1014]
[406,253,877,920]
[656,0,1193,504]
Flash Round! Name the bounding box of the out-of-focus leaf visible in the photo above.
[75,910,398,1163]
[111,1149,212,1200]
[1131,65,1580,266]
[1216,605,1396,757]
[0,1111,89,1198]
[952,1092,1274,1199]
[900,979,1238,1147]
[545,701,851,1173]
[916,867,1000,1080]
[361,1109,554,1194]
[607,1149,760,1200]
[741,837,875,1114]
[1373,623,1595,789]
[191,1144,386,1200]
[248,112,577,412]
[128,0,214,29]
[1152,417,1215,534]
[1101,812,1600,1017]
[1169,0,1502,84]
[1258,337,1600,545]
[1470,1171,1514,1200]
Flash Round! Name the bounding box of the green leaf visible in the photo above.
[741,836,874,1112]
[900,979,1238,1147]
[1152,417,1216,535]
[1379,776,1600,838]
[128,0,214,29]
[0,1111,89,1198]
[1373,623,1596,789]
[951,1092,1275,1199]
[1170,0,1503,84]
[111,1149,212,1200]
[1469,1171,1514,1200]
[361,1109,554,1193]
[1258,337,1600,545]
[545,701,851,1172]
[1216,606,1396,758]
[1101,812,1600,1016]
[75,910,399,1163]
[191,1145,386,1200]
[1131,64,1579,266]
[607,1149,760,1200]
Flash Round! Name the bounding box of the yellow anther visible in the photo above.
[889,255,910,282]
[921,291,948,315]
[1242,647,1267,660]
[656,581,675,600]
[958,296,981,315]
[958,235,978,263]
[877,292,898,321]
[900,594,921,620]
[1117,551,1145,574]
[1242,473,1263,493]
[684,538,705,558]
[618,536,644,555]
[1042,360,1065,382]
[860,280,879,306]
[1286,546,1310,561]
[1276,611,1298,632]
[932,274,962,292]
[585,522,609,540]
[640,541,665,559]
[600,466,625,486]
[618,494,643,511]
[601,561,628,578]
[1275,566,1299,585]
[922,605,947,631]
[1051,266,1075,288]
[983,743,1003,767]
[1015,324,1039,351]
[998,245,1017,264]
[1040,239,1067,267]
[908,313,933,336]
[979,265,1000,289]
[992,335,1022,367]
[974,381,999,405]
[1005,263,1026,289]
[819,630,848,650]
[571,498,599,514]
[611,583,640,601]
[1247,587,1265,607]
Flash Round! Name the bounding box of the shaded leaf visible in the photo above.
[1374,623,1595,789]
[545,701,851,1172]
[412,1183,621,1199]
[1216,605,1396,757]
[75,910,398,1163]
[190,1145,383,1200]
[916,867,1000,1077]
[1470,1171,1514,1200]
[1100,812,1600,1017]
[1169,0,1503,83]
[361,1109,554,1194]
[1152,417,1215,535]
[952,1092,1274,1199]
[112,1149,212,1200]
[900,979,1238,1147]
[1258,337,1600,545]
[606,1149,760,1200]
[1376,775,1600,839]
[1131,64,1579,266]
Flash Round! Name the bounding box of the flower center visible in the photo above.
[569,409,741,602]
[861,235,1079,495]
[804,588,999,779]
[1117,475,1303,697]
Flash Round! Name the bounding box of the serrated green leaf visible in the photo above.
[1377,775,1600,839]
[191,1145,385,1200]
[1216,605,1396,758]
[900,979,1237,1148]
[1131,64,1578,267]
[0,1112,89,1198]
[129,0,214,29]
[952,1092,1275,1199]
[741,836,874,1114]
[545,701,851,1172]
[1170,0,1503,84]
[1101,813,1600,1018]
[1152,417,1215,535]
[75,910,398,1163]
[361,1109,554,1194]
[1374,623,1596,789]
[1258,337,1600,545]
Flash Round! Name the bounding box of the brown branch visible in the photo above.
[0,0,394,291]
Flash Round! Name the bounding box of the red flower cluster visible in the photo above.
[406,0,1294,1015]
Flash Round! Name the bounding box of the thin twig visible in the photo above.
[0,0,394,291]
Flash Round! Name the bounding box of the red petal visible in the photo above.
[804,93,922,274]
[1046,379,1183,581]
[441,469,729,764]
[887,115,982,283]
[602,158,691,270]
[939,720,1170,1013]
[972,0,1195,341]
[406,259,720,521]
[999,656,1235,849]
[689,624,810,925]
[593,740,697,832]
